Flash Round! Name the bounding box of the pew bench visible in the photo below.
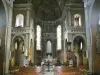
[13,66,39,75]
[55,66,82,75]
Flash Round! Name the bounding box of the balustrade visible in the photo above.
[66,26,86,33]
[11,27,32,34]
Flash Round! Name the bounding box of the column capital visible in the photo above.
[83,0,95,8]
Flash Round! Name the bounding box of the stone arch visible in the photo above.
[11,34,25,45]
[73,35,86,66]
[73,34,86,49]
[11,36,25,67]
[73,34,85,42]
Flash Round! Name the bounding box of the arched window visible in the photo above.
[80,42,83,50]
[46,41,52,53]
[99,14,100,25]
[57,25,61,50]
[74,14,82,27]
[36,25,41,50]
[15,14,24,27]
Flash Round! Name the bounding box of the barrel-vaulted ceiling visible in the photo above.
[14,0,83,21]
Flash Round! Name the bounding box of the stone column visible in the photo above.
[26,9,30,26]
[19,42,24,67]
[68,10,71,26]
[71,41,73,51]
[84,0,93,72]
[5,1,13,74]
[32,37,34,63]
[25,34,29,55]
[63,39,67,62]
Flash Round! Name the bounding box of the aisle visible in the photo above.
[43,65,54,75]
[44,71,54,75]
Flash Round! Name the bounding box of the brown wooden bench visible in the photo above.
[55,66,82,75]
[13,66,39,75]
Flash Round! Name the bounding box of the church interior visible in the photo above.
[0,0,100,75]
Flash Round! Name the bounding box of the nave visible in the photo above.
[1,0,100,74]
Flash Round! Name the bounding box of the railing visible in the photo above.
[11,27,31,34]
[66,26,86,33]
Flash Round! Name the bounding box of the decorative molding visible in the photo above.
[83,0,95,8]
[66,26,86,33]
[14,3,32,8]
[11,27,32,34]
[42,33,56,40]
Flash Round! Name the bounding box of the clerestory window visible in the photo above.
[15,14,24,27]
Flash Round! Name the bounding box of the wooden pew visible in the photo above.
[55,66,82,75]
[13,66,39,75]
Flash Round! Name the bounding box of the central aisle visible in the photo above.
[43,65,54,75]
[44,71,54,75]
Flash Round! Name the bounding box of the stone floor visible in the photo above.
[43,65,54,75]
[44,71,54,75]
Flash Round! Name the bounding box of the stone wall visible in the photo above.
[0,1,6,74]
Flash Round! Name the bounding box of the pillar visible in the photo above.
[84,0,93,72]
[25,34,29,56]
[26,9,30,26]
[68,9,71,26]
[63,39,67,62]
[5,1,13,74]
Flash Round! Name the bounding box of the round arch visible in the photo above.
[73,35,86,66]
[73,34,86,48]
[11,34,25,45]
